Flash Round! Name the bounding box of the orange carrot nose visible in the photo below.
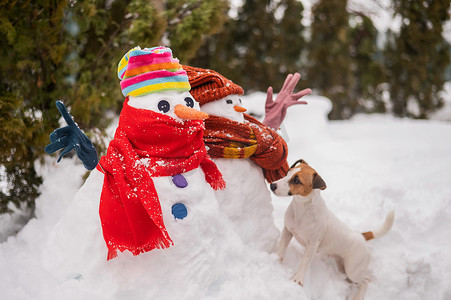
[174,104,209,120]
[234,105,247,113]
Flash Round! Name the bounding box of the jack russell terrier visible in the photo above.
[270,159,394,300]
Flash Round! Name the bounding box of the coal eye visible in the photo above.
[226,99,233,104]
[158,100,170,113]
[239,98,242,103]
[185,97,194,108]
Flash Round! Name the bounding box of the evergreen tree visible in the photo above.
[0,0,228,215]
[192,0,306,92]
[166,0,229,62]
[349,13,385,113]
[0,0,68,213]
[217,0,281,90]
[274,0,307,79]
[384,0,451,118]
[306,0,355,120]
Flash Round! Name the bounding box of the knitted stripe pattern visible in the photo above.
[204,114,289,183]
[204,117,258,159]
[118,46,190,97]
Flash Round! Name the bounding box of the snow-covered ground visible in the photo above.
[1,92,451,299]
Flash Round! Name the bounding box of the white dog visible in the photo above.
[270,159,394,300]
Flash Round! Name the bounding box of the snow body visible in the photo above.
[201,95,280,252]
[42,166,234,299]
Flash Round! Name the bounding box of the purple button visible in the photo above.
[172,174,188,188]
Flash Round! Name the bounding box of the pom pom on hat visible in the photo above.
[183,65,244,106]
[118,46,191,97]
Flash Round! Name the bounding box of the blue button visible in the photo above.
[172,203,188,220]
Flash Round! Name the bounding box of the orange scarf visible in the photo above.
[203,114,289,183]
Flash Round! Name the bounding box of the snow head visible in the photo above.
[183,65,246,123]
[201,94,246,123]
[128,90,208,122]
[118,46,208,122]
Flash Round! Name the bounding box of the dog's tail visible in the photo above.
[362,210,395,241]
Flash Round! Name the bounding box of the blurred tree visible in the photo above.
[306,0,355,120]
[349,13,385,113]
[384,0,451,118]
[0,0,228,215]
[191,0,306,92]
[166,0,229,62]
[275,0,308,80]
[0,0,67,214]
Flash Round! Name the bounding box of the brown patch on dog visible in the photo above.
[288,163,327,197]
[362,231,374,241]
[313,173,327,190]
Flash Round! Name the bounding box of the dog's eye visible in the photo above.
[292,176,302,185]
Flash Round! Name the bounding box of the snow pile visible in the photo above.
[1,93,451,299]
[430,81,451,121]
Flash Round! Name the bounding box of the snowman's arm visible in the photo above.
[45,101,98,170]
[262,73,311,130]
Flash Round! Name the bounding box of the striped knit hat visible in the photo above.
[183,65,244,106]
[118,46,191,97]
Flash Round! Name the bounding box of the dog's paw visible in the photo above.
[276,249,285,262]
[291,274,304,286]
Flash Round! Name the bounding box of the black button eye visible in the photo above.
[226,99,233,104]
[185,97,194,108]
[158,100,170,113]
[239,98,242,104]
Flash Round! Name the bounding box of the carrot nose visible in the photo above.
[234,105,247,113]
[174,104,209,120]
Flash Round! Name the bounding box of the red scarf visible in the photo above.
[98,98,225,260]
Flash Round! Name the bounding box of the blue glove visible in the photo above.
[45,100,98,170]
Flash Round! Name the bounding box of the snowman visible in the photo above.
[42,47,238,299]
[182,66,311,252]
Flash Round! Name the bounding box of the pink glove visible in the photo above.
[262,73,312,130]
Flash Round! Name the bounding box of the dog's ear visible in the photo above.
[313,173,326,190]
[290,159,308,169]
